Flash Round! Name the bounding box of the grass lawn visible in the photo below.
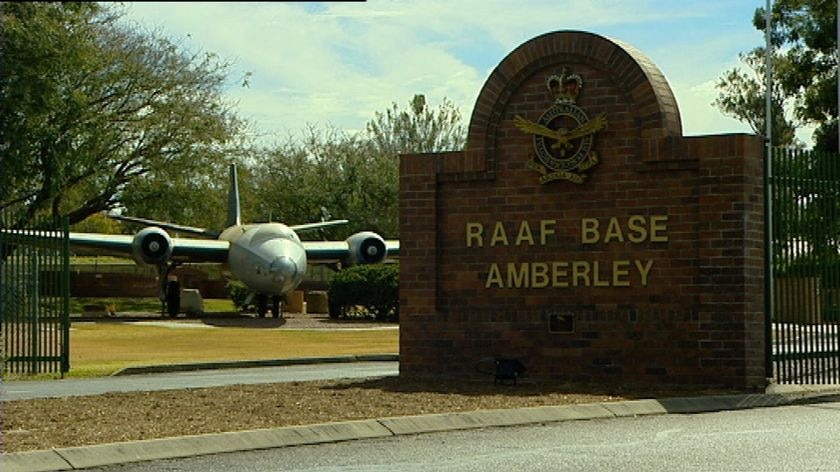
[59,321,398,378]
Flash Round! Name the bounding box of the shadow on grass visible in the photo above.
[324,376,745,400]
[200,316,286,328]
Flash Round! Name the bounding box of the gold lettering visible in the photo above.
[531,262,549,288]
[507,263,529,288]
[482,259,658,289]
[515,221,535,246]
[581,218,599,244]
[485,263,503,288]
[572,261,591,287]
[466,222,484,248]
[650,215,669,242]
[613,260,631,287]
[626,215,647,243]
[490,222,509,247]
[592,261,610,287]
[635,259,654,286]
[540,220,556,245]
[603,217,624,243]
[552,261,569,287]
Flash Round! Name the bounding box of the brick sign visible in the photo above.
[399,31,766,389]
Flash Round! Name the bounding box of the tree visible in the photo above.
[760,0,837,152]
[250,95,467,239]
[715,0,837,151]
[714,51,797,146]
[717,2,840,304]
[0,3,243,229]
[249,126,398,238]
[366,94,466,155]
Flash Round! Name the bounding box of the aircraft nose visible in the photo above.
[269,256,298,283]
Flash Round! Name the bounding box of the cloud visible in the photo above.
[671,78,753,137]
[122,1,765,143]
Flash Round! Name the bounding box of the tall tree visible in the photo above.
[249,127,398,238]
[761,0,838,152]
[0,3,243,229]
[714,50,797,146]
[715,0,837,151]
[366,94,466,155]
[249,94,467,239]
[715,1,840,285]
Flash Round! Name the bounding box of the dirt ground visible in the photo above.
[2,314,738,454]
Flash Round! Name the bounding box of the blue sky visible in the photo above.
[120,1,796,145]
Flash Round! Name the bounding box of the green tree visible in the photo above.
[366,94,466,155]
[0,3,243,229]
[250,127,398,238]
[250,95,467,239]
[714,51,797,146]
[717,1,840,305]
[715,0,837,151]
[760,0,838,152]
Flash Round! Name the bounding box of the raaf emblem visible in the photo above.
[514,70,607,184]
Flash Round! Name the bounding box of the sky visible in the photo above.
[119,1,806,146]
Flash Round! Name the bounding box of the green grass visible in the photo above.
[60,321,398,378]
[10,296,393,380]
[70,256,133,264]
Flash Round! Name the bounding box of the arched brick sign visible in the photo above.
[399,30,766,389]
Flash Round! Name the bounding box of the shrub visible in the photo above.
[328,264,399,321]
[225,278,251,312]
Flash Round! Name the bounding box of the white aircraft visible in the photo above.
[65,163,399,317]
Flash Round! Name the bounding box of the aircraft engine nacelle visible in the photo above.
[131,227,174,265]
[345,231,387,266]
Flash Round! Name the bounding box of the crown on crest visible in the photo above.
[547,69,583,104]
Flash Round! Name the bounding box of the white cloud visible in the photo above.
[672,78,753,137]
[121,1,771,144]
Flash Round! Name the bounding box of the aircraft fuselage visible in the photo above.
[220,223,307,296]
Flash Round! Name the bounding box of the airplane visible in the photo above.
[59,163,399,317]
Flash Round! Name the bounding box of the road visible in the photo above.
[83,400,840,472]
[1,361,399,400]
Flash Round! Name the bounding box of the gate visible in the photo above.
[770,147,840,384]
[0,212,70,376]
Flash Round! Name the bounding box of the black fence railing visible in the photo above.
[0,212,70,376]
[770,147,840,384]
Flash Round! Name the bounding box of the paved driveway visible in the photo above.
[2,361,399,400]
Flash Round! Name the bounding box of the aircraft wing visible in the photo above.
[303,240,400,264]
[108,214,220,238]
[67,232,230,263]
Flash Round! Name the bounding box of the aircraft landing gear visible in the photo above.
[165,279,180,318]
[256,294,268,317]
[255,294,283,318]
[156,262,182,318]
[271,295,282,319]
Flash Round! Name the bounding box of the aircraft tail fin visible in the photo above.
[227,163,242,227]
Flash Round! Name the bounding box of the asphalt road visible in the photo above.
[81,400,840,472]
[1,361,399,400]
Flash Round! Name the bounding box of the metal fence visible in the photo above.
[0,212,70,376]
[770,147,840,384]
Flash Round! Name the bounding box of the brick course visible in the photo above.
[399,31,765,389]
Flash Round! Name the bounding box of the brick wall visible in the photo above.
[69,266,228,298]
[399,31,766,389]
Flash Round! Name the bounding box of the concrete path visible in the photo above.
[2,357,399,401]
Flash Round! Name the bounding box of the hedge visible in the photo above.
[328,263,399,321]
